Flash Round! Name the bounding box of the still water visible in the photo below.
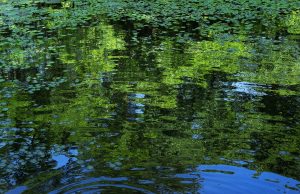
[0,20,300,193]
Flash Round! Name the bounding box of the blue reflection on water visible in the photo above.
[52,154,70,169]
[5,165,300,193]
[5,186,27,194]
[176,165,300,194]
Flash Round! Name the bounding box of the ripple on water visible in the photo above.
[176,165,300,194]
[4,165,300,193]
[48,177,155,194]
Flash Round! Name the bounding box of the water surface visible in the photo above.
[1,20,300,193]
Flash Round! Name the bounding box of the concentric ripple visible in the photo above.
[48,177,155,194]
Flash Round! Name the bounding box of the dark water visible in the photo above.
[1,21,300,193]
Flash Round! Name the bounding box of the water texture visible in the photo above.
[0,1,300,193]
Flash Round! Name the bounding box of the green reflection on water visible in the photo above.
[0,16,300,194]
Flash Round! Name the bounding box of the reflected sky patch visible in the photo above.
[176,165,300,194]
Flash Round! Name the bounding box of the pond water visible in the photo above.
[1,19,300,193]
